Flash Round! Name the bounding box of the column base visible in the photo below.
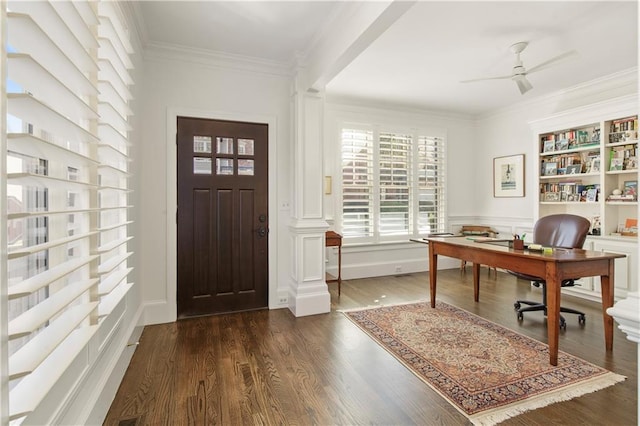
[288,281,331,317]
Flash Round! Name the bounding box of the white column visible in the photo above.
[287,76,330,317]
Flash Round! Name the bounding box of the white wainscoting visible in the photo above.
[325,216,536,281]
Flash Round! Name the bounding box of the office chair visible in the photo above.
[511,214,591,329]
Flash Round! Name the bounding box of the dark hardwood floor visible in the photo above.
[104,269,637,425]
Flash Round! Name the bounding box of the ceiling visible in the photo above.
[133,1,638,116]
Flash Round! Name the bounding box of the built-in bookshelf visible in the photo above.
[537,115,637,239]
[531,100,638,301]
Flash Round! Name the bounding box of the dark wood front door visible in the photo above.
[177,116,268,318]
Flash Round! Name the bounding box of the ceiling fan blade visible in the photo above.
[526,50,578,74]
[514,75,533,94]
[460,75,512,83]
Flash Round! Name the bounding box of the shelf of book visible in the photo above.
[536,114,637,236]
[531,100,637,300]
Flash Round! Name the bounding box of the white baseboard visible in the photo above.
[337,257,459,281]
[143,298,176,325]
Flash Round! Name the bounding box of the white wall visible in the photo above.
[137,49,294,324]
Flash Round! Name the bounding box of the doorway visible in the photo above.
[176,116,269,317]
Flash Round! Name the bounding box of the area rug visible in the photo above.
[343,301,625,426]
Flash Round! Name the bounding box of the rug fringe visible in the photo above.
[469,372,627,426]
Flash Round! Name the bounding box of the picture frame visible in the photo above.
[543,161,558,176]
[623,180,637,200]
[542,139,555,153]
[494,154,524,197]
[577,130,589,144]
[566,164,582,175]
[555,139,569,151]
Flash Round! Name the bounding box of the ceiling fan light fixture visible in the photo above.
[514,76,533,94]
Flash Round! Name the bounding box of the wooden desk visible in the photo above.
[416,236,624,366]
[325,231,342,295]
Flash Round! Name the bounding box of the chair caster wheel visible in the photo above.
[517,312,523,321]
[514,302,521,310]
[578,314,586,325]
[560,318,567,330]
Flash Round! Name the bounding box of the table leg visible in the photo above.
[600,260,615,351]
[546,266,560,366]
[429,245,438,308]
[472,263,480,302]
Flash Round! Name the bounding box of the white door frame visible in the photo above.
[156,107,278,323]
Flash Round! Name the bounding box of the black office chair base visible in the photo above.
[514,300,586,329]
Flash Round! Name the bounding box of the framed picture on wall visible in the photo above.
[494,154,525,197]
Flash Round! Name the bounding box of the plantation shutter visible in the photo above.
[340,127,446,242]
[5,1,134,421]
[416,135,446,234]
[341,128,374,239]
[379,132,411,237]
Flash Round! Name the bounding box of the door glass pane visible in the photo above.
[238,139,254,155]
[216,158,234,175]
[216,137,234,154]
[238,159,254,176]
[194,136,212,153]
[194,157,212,174]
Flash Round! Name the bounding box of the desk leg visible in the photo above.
[429,246,437,308]
[546,268,560,366]
[600,260,615,351]
[472,263,480,302]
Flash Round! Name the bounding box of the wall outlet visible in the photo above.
[279,297,288,304]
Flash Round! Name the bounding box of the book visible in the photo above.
[607,194,634,201]
[466,237,512,243]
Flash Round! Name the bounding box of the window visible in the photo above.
[341,127,446,243]
[3,1,134,421]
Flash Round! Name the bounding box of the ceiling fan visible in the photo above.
[461,41,577,95]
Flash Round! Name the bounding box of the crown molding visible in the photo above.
[121,0,148,51]
[143,41,292,77]
[325,94,477,123]
[478,67,638,121]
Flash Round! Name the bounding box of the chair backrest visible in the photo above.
[533,214,591,249]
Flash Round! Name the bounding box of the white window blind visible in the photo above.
[341,127,446,243]
[416,135,446,234]
[341,128,374,238]
[379,132,411,237]
[4,1,134,422]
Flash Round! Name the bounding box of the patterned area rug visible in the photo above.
[343,301,625,426]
